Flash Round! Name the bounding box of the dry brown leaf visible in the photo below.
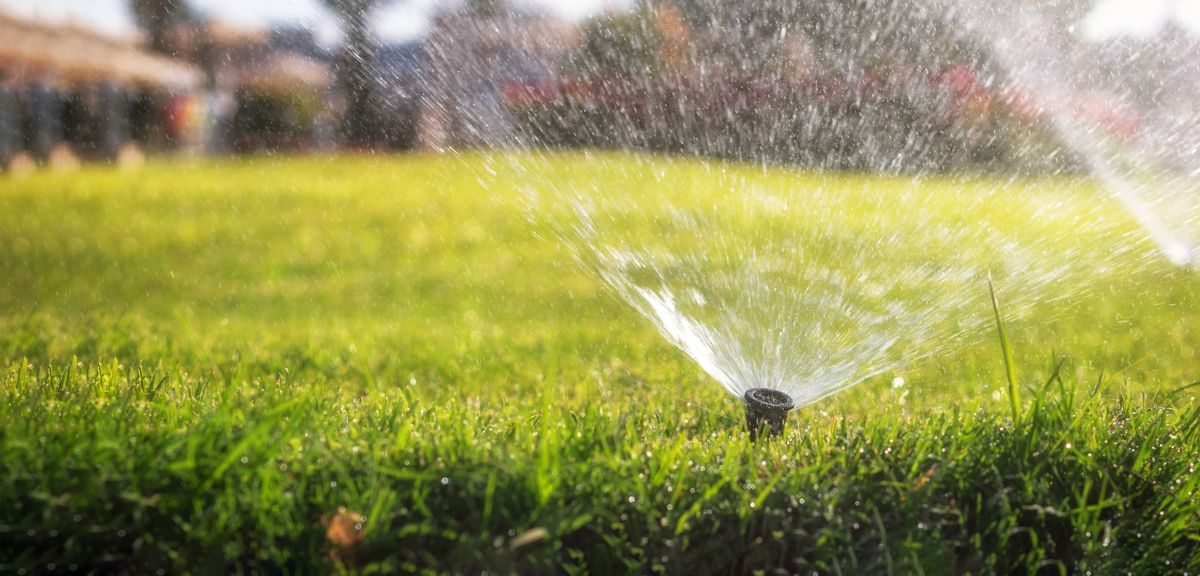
[324,507,367,550]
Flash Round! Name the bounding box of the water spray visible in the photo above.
[743,388,795,440]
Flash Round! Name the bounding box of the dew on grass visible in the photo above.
[7,1,1200,572]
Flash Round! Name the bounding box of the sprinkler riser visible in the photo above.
[743,388,795,440]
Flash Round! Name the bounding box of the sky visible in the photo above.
[1082,0,1200,39]
[1,0,1198,44]
[0,0,633,43]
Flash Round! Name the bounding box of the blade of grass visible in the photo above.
[988,275,1020,423]
[1169,380,1200,398]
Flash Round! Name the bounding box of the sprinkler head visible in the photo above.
[743,388,794,440]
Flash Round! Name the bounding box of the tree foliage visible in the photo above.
[129,0,192,55]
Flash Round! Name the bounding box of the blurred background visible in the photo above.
[0,0,1195,172]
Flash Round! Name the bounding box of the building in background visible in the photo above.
[0,10,202,171]
[0,7,339,171]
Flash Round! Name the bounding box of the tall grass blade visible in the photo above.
[988,275,1020,423]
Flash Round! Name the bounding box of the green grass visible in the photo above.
[1,153,1198,574]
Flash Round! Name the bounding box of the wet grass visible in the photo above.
[1,154,1198,574]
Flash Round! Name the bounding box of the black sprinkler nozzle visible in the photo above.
[744,388,795,440]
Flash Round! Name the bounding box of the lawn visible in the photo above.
[1,153,1198,574]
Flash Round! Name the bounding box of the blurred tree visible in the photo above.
[572,8,665,79]
[129,0,192,55]
[323,0,392,147]
[669,0,981,77]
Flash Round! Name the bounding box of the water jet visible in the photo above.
[481,0,1111,438]
[743,388,794,440]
